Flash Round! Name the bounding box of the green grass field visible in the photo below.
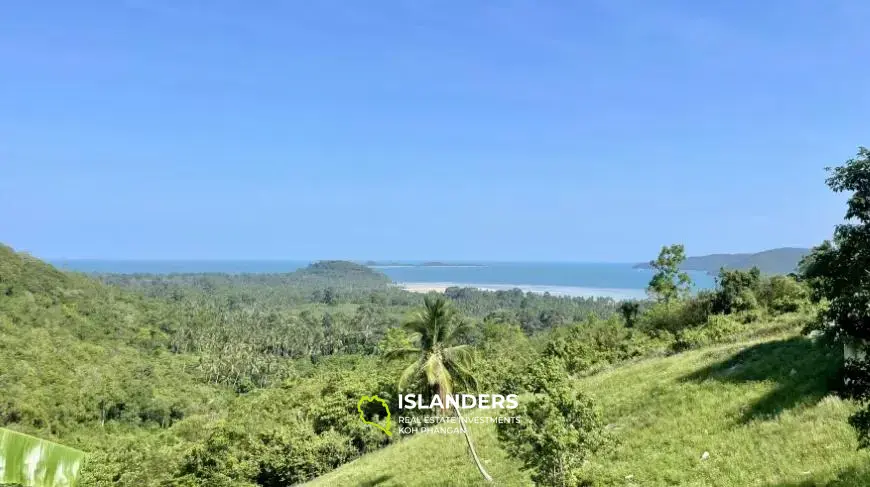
[306,330,870,486]
[305,412,532,486]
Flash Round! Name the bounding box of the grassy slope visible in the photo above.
[581,333,869,486]
[305,415,532,487]
[306,331,870,487]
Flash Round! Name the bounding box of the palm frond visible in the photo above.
[398,358,424,390]
[423,351,453,396]
[444,345,479,391]
[0,427,85,487]
[383,347,421,361]
[404,296,463,347]
[443,344,474,364]
[444,318,472,343]
[395,297,479,398]
[447,360,478,392]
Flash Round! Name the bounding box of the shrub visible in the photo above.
[673,314,747,351]
[736,307,764,324]
[520,356,571,394]
[760,275,809,314]
[498,382,605,487]
[637,293,713,334]
[544,317,656,374]
[712,267,762,314]
[619,301,640,328]
[476,322,537,394]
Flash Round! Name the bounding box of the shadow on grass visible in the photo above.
[357,474,394,486]
[681,336,842,423]
[768,463,870,486]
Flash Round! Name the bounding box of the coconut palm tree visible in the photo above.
[386,295,492,482]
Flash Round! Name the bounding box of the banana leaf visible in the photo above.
[0,428,85,487]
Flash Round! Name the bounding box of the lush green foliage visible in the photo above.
[385,296,476,405]
[712,267,762,314]
[442,286,619,333]
[0,239,840,486]
[98,260,392,305]
[543,316,663,375]
[637,262,811,341]
[801,147,870,447]
[497,361,604,486]
[0,427,85,487]
[618,301,640,328]
[309,330,870,487]
[647,244,693,303]
[0,244,623,485]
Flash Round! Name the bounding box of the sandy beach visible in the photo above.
[400,283,452,293]
[397,282,645,300]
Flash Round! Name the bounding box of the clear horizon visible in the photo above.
[2,2,862,260]
[42,247,806,264]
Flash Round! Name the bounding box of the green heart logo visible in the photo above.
[357,395,392,437]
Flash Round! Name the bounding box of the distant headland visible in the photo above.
[632,247,810,275]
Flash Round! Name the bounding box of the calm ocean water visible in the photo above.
[52,260,716,300]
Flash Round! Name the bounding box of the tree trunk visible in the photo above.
[452,403,493,482]
[440,387,448,415]
[435,383,448,415]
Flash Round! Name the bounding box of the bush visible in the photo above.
[498,382,605,486]
[736,307,764,324]
[712,267,762,314]
[637,293,713,334]
[673,314,748,351]
[475,322,537,394]
[544,317,658,374]
[760,275,809,314]
[519,356,570,394]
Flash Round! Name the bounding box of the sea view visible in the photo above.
[4,3,860,484]
[51,260,716,300]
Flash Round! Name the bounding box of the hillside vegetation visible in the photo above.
[308,329,870,486]
[0,230,861,486]
[0,243,620,485]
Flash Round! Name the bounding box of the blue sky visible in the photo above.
[1,1,866,261]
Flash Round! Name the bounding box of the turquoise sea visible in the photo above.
[52,260,716,300]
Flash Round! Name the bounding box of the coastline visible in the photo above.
[398,282,646,300]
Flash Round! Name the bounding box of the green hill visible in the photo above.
[0,243,230,472]
[306,330,870,487]
[635,247,811,275]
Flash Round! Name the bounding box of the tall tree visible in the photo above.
[386,296,477,406]
[619,301,640,328]
[647,244,693,303]
[801,147,870,445]
[385,295,492,482]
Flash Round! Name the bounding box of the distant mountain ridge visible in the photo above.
[633,247,811,275]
